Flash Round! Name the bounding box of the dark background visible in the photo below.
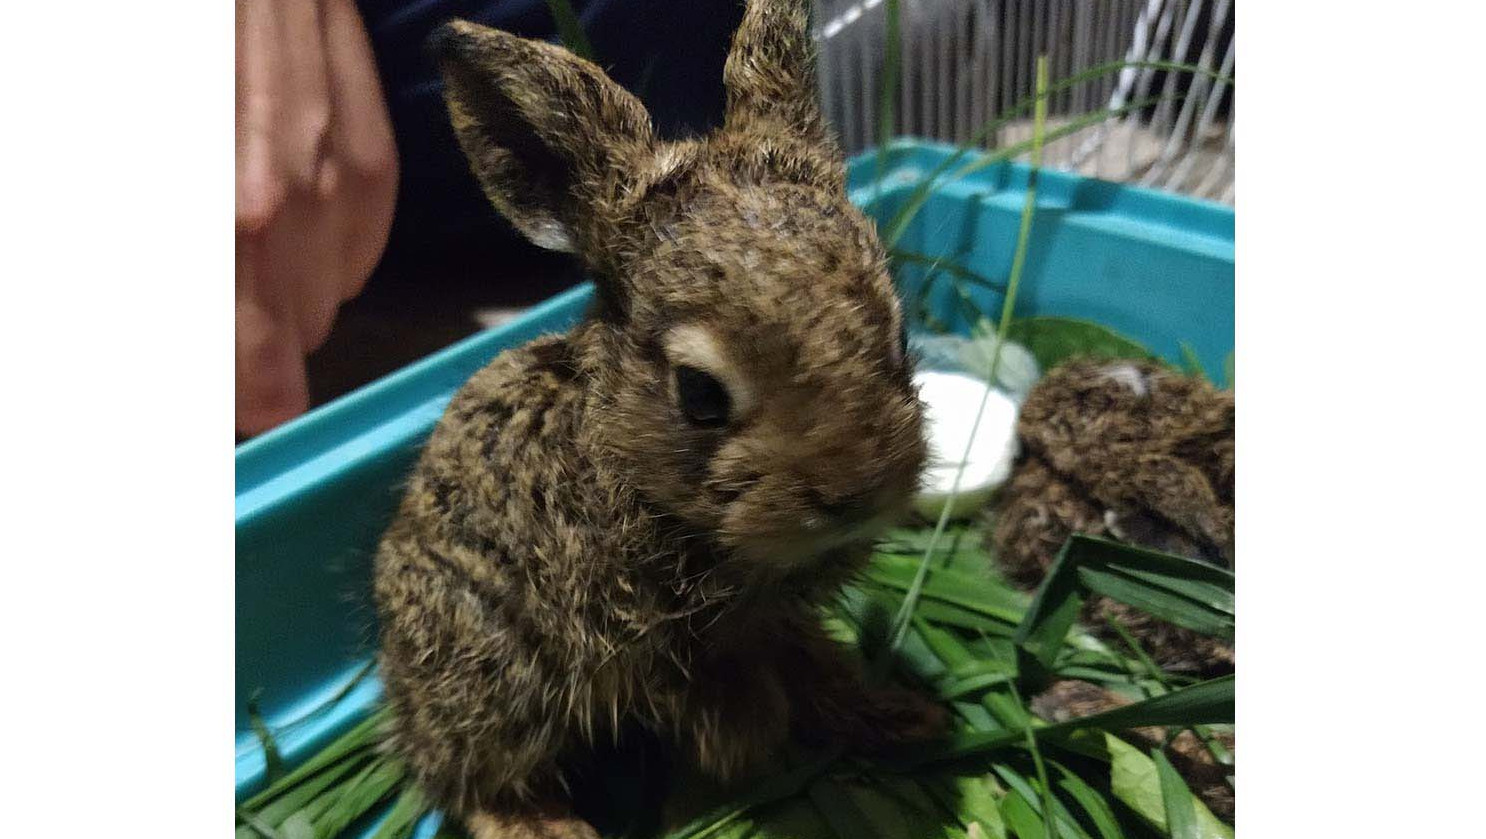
[307,0,747,408]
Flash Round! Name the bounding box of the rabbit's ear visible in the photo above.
[723,0,830,144]
[432,20,655,253]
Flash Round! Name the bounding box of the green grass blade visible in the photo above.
[1196,730,1233,768]
[983,689,1034,732]
[1050,763,1126,839]
[1099,566,1233,617]
[902,596,1020,636]
[871,0,901,210]
[1178,343,1208,382]
[247,693,285,784]
[661,751,841,839]
[916,617,980,670]
[240,707,389,811]
[810,777,919,839]
[947,96,1158,187]
[1099,618,1233,772]
[1016,536,1235,679]
[1013,539,1088,677]
[1074,538,1235,628]
[1008,680,1063,839]
[879,776,962,824]
[866,555,1029,622]
[878,55,1050,675]
[887,726,1023,771]
[265,756,383,835]
[1101,615,1169,691]
[891,248,1010,294]
[1102,735,1233,839]
[993,54,1049,346]
[311,757,406,839]
[992,765,1090,839]
[1047,734,1232,838]
[1047,666,1151,688]
[279,813,314,839]
[1075,568,1233,639]
[751,796,836,839]
[893,676,1233,769]
[954,700,1002,734]
[1103,735,1164,831]
[245,750,378,828]
[367,785,430,839]
[877,0,901,154]
[235,807,283,839]
[938,669,1018,701]
[1055,676,1234,733]
[998,788,1047,839]
[1153,749,1200,839]
[1066,537,1234,589]
[895,623,953,682]
[924,774,1009,839]
[544,0,594,62]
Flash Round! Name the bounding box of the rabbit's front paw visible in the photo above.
[467,807,601,839]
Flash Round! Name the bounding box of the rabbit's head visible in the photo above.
[434,0,926,575]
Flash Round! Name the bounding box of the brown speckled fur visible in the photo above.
[374,3,941,836]
[993,357,1235,674]
[995,359,1235,820]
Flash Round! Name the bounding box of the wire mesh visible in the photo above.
[811,0,1235,204]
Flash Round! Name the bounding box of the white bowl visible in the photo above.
[912,369,1021,520]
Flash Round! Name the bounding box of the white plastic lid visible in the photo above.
[912,369,1021,520]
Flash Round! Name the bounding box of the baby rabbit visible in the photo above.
[994,357,1235,674]
[373,2,941,836]
[993,358,1236,820]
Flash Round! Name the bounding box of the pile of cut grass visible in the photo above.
[237,526,1234,839]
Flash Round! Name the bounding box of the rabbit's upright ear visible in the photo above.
[723,0,830,145]
[432,20,655,253]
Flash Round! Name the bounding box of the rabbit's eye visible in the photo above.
[675,365,731,427]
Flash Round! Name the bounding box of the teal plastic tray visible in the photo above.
[234,140,1234,831]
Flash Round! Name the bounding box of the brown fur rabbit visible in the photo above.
[993,357,1235,674]
[994,358,1235,820]
[372,3,944,837]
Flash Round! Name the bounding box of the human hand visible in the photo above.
[236,0,398,437]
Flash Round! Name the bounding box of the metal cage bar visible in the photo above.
[813,0,1235,204]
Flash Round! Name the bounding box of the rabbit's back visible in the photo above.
[372,333,685,807]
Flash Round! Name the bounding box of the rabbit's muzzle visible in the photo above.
[710,403,928,570]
